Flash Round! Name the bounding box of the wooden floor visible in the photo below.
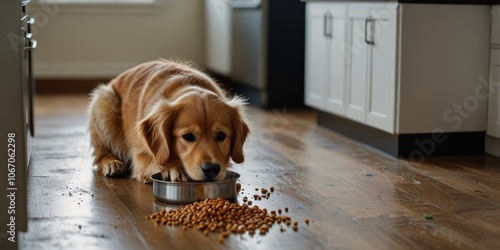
[20,94,500,250]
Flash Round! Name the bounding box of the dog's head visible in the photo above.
[137,87,249,182]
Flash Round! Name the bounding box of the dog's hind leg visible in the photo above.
[89,84,129,177]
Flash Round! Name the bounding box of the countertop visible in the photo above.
[303,0,500,4]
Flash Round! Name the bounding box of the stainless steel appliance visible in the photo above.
[0,0,36,242]
[229,0,305,108]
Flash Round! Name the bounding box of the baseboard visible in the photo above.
[36,79,110,94]
[207,70,268,108]
[34,62,139,79]
[210,71,305,109]
[398,132,485,159]
[318,111,486,158]
[317,111,399,156]
[486,135,500,158]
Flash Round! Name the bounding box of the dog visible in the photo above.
[88,59,250,183]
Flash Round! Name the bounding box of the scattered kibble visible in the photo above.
[270,186,275,192]
[305,219,309,225]
[285,207,289,212]
[146,198,298,243]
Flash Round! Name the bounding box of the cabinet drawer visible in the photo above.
[493,5,500,45]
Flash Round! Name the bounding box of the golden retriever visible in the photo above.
[88,59,250,183]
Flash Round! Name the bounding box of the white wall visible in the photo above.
[31,0,205,79]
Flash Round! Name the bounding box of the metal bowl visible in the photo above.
[151,171,240,204]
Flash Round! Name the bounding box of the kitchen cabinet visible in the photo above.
[306,3,398,133]
[305,2,491,157]
[305,3,346,115]
[344,4,397,133]
[488,50,500,138]
[486,5,500,157]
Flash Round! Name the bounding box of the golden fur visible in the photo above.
[88,59,249,183]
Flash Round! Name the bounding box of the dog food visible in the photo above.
[146,198,298,243]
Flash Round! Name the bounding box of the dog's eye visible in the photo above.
[215,132,227,142]
[182,133,196,142]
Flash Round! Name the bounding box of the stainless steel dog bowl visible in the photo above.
[151,171,240,204]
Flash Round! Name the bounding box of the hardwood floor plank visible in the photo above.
[19,95,500,250]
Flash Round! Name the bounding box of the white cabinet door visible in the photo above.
[344,4,397,133]
[305,3,346,115]
[366,6,397,133]
[345,6,370,123]
[488,49,500,138]
[305,3,330,111]
[324,6,347,115]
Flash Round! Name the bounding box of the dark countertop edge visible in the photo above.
[400,0,499,4]
[302,0,500,5]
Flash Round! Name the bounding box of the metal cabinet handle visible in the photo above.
[323,12,332,38]
[365,17,374,45]
[27,17,35,33]
[25,39,37,51]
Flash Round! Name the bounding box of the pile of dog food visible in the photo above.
[146,197,307,243]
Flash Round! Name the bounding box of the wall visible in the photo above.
[30,0,205,79]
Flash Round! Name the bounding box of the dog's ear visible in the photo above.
[137,102,177,165]
[229,101,250,164]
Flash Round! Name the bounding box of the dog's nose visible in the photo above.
[201,162,220,179]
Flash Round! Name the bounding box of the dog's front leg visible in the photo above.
[130,152,162,183]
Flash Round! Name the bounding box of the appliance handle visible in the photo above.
[323,12,332,38]
[229,0,261,8]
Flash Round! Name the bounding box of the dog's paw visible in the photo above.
[102,159,127,177]
[161,169,189,182]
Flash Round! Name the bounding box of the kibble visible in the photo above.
[147,198,298,243]
[305,219,309,225]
